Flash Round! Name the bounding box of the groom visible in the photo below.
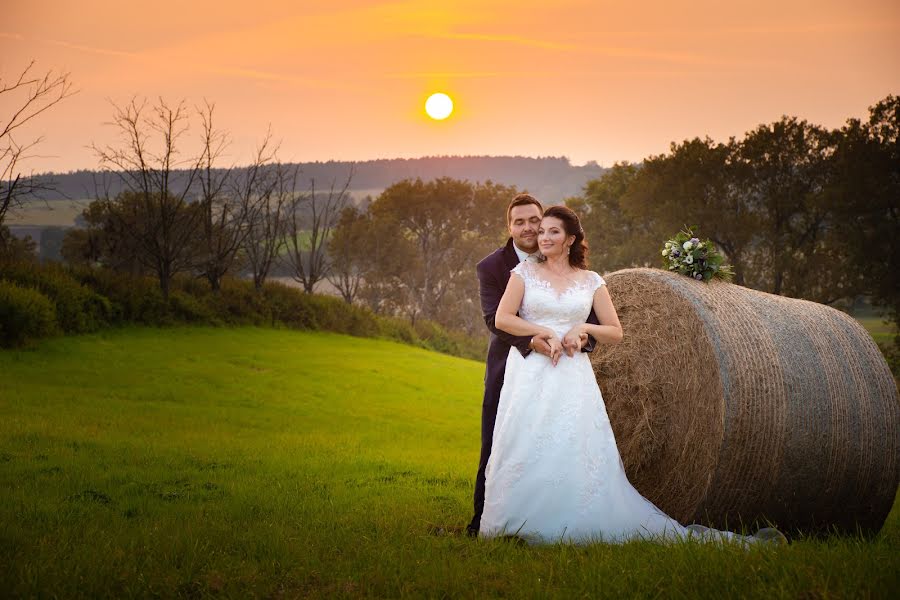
[466,193,600,537]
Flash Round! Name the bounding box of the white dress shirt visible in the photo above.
[513,243,538,264]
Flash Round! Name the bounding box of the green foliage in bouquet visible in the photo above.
[661,228,733,282]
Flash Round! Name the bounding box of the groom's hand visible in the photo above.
[529,333,553,358]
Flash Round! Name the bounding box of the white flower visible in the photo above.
[661,249,669,256]
[664,242,672,249]
[685,255,694,264]
[683,241,693,251]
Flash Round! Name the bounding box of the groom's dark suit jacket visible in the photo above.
[469,238,600,533]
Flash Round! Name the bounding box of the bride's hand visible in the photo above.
[548,335,564,366]
[562,325,587,357]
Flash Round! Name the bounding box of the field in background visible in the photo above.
[5,199,87,227]
[859,316,898,346]
[4,191,379,228]
[2,327,898,598]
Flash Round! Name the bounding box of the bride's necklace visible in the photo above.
[542,260,579,287]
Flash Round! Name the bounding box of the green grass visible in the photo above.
[857,316,898,345]
[2,327,899,598]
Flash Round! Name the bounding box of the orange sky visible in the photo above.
[2,0,899,173]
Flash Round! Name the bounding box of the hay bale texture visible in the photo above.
[591,268,899,535]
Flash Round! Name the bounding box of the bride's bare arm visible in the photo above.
[495,274,556,339]
[564,285,623,346]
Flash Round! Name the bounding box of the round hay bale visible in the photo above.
[591,267,900,535]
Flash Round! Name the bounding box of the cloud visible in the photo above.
[206,65,364,92]
[1,32,140,59]
[384,70,552,79]
[428,32,577,51]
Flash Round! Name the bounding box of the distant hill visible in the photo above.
[33,156,607,205]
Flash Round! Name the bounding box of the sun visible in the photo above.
[425,92,453,120]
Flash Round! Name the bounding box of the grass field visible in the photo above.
[858,316,898,346]
[2,327,899,598]
[5,200,87,227]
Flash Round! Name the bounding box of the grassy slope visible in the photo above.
[1,327,898,598]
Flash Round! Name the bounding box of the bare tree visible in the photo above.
[195,101,234,290]
[1,61,75,226]
[195,102,271,291]
[284,166,353,293]
[242,159,292,291]
[90,97,204,299]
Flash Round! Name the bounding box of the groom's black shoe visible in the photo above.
[465,524,479,538]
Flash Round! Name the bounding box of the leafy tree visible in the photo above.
[364,177,514,331]
[326,205,369,304]
[578,121,863,303]
[734,117,840,300]
[64,190,203,277]
[0,224,37,264]
[576,162,650,273]
[826,95,900,332]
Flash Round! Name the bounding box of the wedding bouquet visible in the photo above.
[661,229,733,282]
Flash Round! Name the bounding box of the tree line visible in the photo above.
[21,156,607,206]
[569,95,898,335]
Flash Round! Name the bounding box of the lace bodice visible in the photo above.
[511,261,606,337]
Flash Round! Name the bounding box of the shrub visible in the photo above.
[0,262,112,333]
[410,319,484,360]
[374,316,419,346]
[0,280,58,347]
[68,266,165,325]
[168,290,218,324]
[304,294,380,336]
[210,279,273,326]
[0,263,485,360]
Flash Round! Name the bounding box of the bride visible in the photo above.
[481,205,774,545]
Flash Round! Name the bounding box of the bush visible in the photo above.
[260,281,314,329]
[168,290,218,324]
[0,262,112,333]
[0,280,58,347]
[0,263,484,360]
[304,293,381,337]
[375,316,419,346]
[68,267,166,325]
[210,279,273,326]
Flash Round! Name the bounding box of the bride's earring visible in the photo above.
[566,245,571,256]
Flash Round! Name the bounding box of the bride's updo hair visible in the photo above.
[543,205,589,269]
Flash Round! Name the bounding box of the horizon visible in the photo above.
[4,0,899,173]
[29,154,598,177]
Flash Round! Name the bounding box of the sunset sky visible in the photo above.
[3,0,899,173]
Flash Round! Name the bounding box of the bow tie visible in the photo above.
[525,254,539,263]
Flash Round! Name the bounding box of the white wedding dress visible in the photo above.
[480,261,751,545]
